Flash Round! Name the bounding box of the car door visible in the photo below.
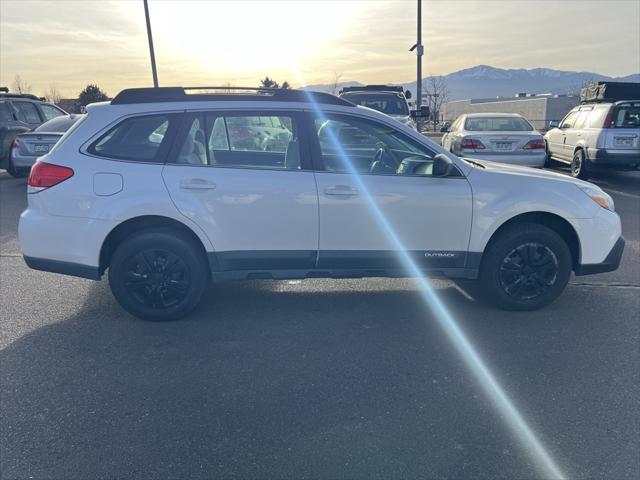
[564,107,592,156]
[441,116,459,151]
[309,112,473,273]
[162,110,319,272]
[551,110,579,161]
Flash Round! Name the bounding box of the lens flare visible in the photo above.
[294,69,566,480]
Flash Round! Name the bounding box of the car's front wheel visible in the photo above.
[479,223,572,310]
[108,228,208,321]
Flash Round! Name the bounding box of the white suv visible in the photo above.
[19,87,624,321]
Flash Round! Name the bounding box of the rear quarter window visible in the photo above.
[87,113,181,162]
[0,102,13,121]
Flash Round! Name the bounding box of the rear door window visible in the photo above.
[173,112,301,170]
[88,114,180,162]
[587,106,611,128]
[573,109,592,129]
[13,101,42,124]
[39,104,66,121]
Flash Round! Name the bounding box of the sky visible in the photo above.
[1,0,639,98]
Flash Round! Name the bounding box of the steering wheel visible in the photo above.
[370,144,400,174]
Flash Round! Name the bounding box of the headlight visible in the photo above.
[577,184,615,212]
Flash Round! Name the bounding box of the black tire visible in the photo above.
[570,149,589,180]
[6,158,29,178]
[543,141,553,168]
[479,223,572,311]
[108,228,208,321]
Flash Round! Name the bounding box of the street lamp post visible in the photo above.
[409,0,424,130]
[143,0,159,87]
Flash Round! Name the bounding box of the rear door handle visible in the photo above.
[180,179,216,190]
[324,185,358,196]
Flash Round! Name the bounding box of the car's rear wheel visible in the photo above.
[570,149,589,180]
[108,228,208,321]
[479,223,572,311]
[7,158,29,178]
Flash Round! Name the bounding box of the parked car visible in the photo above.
[339,85,416,130]
[19,86,622,321]
[544,100,640,179]
[442,113,546,167]
[9,114,83,177]
[0,88,67,177]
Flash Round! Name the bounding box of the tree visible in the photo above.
[330,71,343,95]
[44,84,63,104]
[423,75,450,131]
[12,75,31,94]
[259,77,291,89]
[78,84,109,106]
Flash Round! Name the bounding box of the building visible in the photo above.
[441,93,579,130]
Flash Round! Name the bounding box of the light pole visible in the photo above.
[143,0,159,87]
[409,0,424,130]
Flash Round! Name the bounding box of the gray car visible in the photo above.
[0,88,67,177]
[441,113,546,167]
[10,114,83,176]
[544,100,640,179]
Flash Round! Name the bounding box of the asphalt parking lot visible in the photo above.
[1,168,638,479]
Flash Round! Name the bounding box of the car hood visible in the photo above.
[464,157,594,188]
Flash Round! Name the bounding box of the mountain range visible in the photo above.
[302,65,640,101]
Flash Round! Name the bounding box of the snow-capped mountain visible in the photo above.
[303,65,639,100]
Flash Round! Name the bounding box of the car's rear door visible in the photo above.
[162,110,319,272]
[309,112,473,273]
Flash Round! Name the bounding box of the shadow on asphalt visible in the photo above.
[1,278,549,479]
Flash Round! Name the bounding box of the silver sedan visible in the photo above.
[441,113,546,167]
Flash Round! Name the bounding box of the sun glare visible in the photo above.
[124,1,360,85]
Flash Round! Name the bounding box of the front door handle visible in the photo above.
[324,185,358,196]
[180,179,217,190]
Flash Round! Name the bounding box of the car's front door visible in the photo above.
[162,110,319,272]
[548,110,579,161]
[309,112,473,273]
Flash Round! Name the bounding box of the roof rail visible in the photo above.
[111,86,354,107]
[0,90,43,101]
[339,84,406,95]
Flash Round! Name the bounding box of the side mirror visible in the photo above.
[548,120,559,129]
[404,89,412,100]
[432,153,455,177]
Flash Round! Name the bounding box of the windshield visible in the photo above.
[464,116,533,132]
[342,92,409,116]
[612,104,640,128]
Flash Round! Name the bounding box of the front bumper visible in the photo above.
[575,236,625,276]
[587,148,640,169]
[459,150,546,167]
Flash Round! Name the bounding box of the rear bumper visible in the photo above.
[23,255,101,280]
[11,150,38,168]
[575,236,625,276]
[459,150,546,167]
[587,148,640,169]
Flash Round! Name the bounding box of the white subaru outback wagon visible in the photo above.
[19,87,624,321]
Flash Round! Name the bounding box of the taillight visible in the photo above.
[460,138,485,150]
[602,109,614,128]
[28,161,74,192]
[523,138,545,149]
